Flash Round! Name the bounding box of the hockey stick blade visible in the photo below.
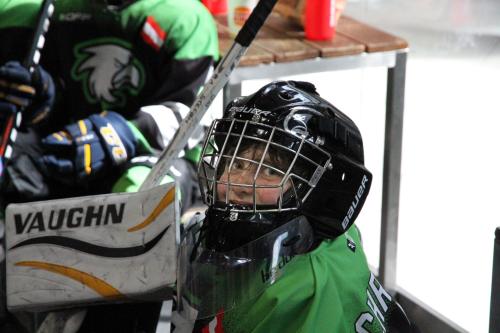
[139,0,279,191]
[0,0,55,169]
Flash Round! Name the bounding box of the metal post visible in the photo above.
[379,51,407,293]
[223,82,242,108]
[490,227,500,333]
[0,224,5,326]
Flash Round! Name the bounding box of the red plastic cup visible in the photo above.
[202,0,228,15]
[305,0,336,41]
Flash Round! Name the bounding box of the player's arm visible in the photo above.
[0,0,41,64]
[116,2,219,165]
[140,0,219,108]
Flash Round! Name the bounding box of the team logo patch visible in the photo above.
[71,38,145,108]
[347,238,356,252]
[141,16,167,51]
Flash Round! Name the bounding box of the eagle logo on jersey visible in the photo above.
[72,38,145,108]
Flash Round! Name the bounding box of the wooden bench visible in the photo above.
[217,13,407,65]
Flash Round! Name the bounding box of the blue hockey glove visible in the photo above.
[30,64,55,125]
[0,61,55,126]
[41,111,137,184]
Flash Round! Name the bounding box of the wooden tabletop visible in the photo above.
[216,13,408,67]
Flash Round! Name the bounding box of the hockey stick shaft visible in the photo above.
[0,0,55,326]
[139,0,278,191]
[0,0,55,163]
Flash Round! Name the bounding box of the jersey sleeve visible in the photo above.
[0,0,40,63]
[140,0,219,108]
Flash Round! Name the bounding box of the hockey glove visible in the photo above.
[41,111,137,184]
[0,61,55,126]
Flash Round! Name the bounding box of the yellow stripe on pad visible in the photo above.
[0,79,35,95]
[128,186,175,232]
[53,132,64,141]
[78,120,87,135]
[15,261,124,299]
[84,144,91,175]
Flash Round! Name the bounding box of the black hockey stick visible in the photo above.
[35,2,278,330]
[0,0,55,325]
[139,0,279,191]
[0,0,55,175]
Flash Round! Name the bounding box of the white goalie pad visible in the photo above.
[5,183,178,312]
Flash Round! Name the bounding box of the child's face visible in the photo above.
[216,146,289,206]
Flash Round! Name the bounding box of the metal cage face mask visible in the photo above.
[198,118,331,213]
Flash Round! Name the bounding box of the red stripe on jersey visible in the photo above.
[216,312,224,333]
[201,311,225,333]
[141,16,166,51]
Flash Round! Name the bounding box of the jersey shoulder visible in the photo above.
[129,0,219,60]
[0,0,40,29]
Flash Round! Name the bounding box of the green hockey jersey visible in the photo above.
[195,225,411,333]
[0,0,219,132]
[0,0,218,197]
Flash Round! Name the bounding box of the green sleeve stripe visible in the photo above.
[184,145,202,164]
[127,121,153,154]
[112,165,151,193]
[112,165,175,194]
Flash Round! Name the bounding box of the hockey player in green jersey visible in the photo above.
[0,0,219,202]
[0,0,218,331]
[175,80,419,332]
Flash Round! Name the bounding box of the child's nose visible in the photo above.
[229,170,254,193]
[229,166,254,184]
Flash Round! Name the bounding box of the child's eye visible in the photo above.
[262,167,281,178]
[231,159,246,170]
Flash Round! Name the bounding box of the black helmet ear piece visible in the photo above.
[301,154,372,239]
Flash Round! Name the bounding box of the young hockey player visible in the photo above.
[176,80,419,332]
[0,0,218,331]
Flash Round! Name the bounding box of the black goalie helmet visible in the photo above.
[177,81,372,319]
[198,80,373,247]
